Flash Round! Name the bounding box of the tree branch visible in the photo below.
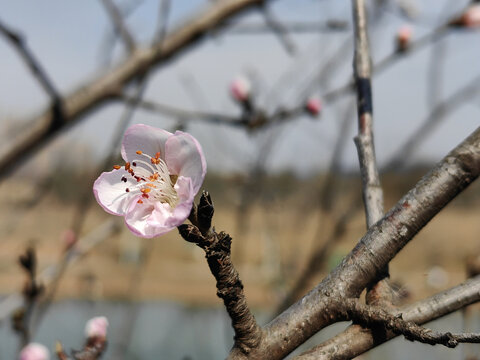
[0,19,61,103]
[294,275,480,359]
[352,0,392,306]
[179,192,262,355]
[228,126,479,359]
[0,0,271,182]
[100,0,136,53]
[341,299,480,348]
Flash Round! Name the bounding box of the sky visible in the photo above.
[0,0,479,176]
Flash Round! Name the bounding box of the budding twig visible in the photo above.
[13,247,44,349]
[179,192,262,354]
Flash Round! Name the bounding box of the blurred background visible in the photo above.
[0,0,479,358]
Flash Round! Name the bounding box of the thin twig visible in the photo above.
[100,0,136,53]
[352,0,384,228]
[0,18,62,111]
[260,4,296,55]
[226,20,349,34]
[0,219,120,324]
[385,73,480,171]
[152,0,171,45]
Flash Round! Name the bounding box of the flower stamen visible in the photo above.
[112,149,180,208]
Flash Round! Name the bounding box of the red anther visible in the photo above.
[113,165,121,170]
[137,199,143,204]
[142,193,149,199]
[132,162,137,167]
[155,152,161,159]
[125,162,131,171]
[125,188,130,192]
[121,176,127,183]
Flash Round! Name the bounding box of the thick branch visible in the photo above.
[0,0,270,181]
[295,275,480,359]
[230,127,480,359]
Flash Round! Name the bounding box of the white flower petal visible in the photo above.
[93,169,135,216]
[165,131,206,193]
[125,198,173,238]
[121,124,172,162]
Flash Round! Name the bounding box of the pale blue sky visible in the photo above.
[0,0,479,176]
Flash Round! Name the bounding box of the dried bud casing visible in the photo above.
[178,224,204,244]
[198,191,214,235]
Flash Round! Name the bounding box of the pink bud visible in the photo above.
[19,343,50,360]
[85,316,109,339]
[462,5,480,28]
[230,77,251,103]
[306,97,322,116]
[60,229,77,251]
[396,25,413,51]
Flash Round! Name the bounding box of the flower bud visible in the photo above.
[462,5,480,28]
[230,76,251,103]
[396,25,413,52]
[60,229,77,252]
[84,316,109,339]
[305,97,322,117]
[19,343,50,360]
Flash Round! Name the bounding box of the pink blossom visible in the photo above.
[462,5,480,28]
[85,316,109,339]
[19,343,50,360]
[305,97,322,116]
[396,25,413,50]
[93,124,206,238]
[230,76,251,102]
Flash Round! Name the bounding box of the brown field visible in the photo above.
[0,171,479,309]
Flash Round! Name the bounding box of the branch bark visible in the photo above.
[228,126,480,359]
[294,275,480,359]
[352,0,392,306]
[179,192,262,355]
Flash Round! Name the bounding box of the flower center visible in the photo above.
[114,150,179,208]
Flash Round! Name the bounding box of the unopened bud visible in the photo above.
[305,97,322,117]
[462,5,480,28]
[85,316,109,339]
[61,229,77,252]
[230,76,251,103]
[19,343,50,360]
[396,25,413,52]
